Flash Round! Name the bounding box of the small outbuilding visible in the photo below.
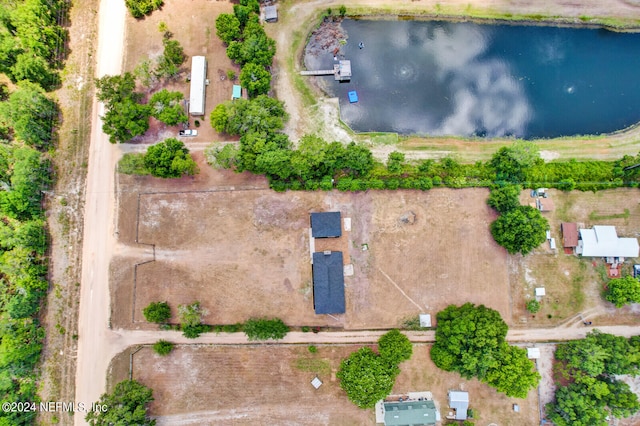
[265,5,277,22]
[310,212,342,238]
[535,287,546,297]
[527,347,541,359]
[312,251,345,314]
[232,84,242,100]
[448,391,469,421]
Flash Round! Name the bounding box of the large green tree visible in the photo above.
[239,62,271,97]
[490,141,541,183]
[0,80,58,149]
[143,138,198,178]
[431,303,539,398]
[215,13,241,44]
[85,380,155,425]
[377,329,412,366]
[149,89,187,126]
[605,275,640,308]
[490,205,548,254]
[336,347,398,408]
[487,184,521,214]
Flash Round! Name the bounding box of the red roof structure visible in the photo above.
[561,222,579,248]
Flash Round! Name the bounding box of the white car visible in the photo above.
[179,129,198,137]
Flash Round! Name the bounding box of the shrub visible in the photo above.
[378,329,413,366]
[243,317,289,341]
[153,340,174,356]
[142,301,171,323]
[526,300,540,313]
[308,345,318,353]
[125,0,164,19]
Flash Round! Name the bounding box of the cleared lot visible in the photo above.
[111,165,510,329]
[109,343,539,425]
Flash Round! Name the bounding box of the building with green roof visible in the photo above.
[383,400,438,426]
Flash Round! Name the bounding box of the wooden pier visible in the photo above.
[300,60,351,81]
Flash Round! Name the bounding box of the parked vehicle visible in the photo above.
[179,129,198,137]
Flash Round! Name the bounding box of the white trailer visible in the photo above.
[189,56,207,116]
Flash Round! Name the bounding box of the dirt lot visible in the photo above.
[510,188,640,327]
[122,0,237,144]
[111,163,510,330]
[110,343,539,425]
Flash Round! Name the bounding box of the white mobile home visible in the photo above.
[189,56,207,116]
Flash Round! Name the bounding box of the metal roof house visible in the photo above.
[561,222,579,249]
[189,56,207,116]
[265,5,277,22]
[448,391,469,421]
[312,251,345,314]
[577,226,639,259]
[310,212,342,238]
[383,400,438,426]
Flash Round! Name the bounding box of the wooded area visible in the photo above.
[0,1,64,423]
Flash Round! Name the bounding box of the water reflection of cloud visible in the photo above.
[536,35,566,64]
[437,60,530,137]
[421,23,530,137]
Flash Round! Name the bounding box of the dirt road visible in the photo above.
[73,1,640,423]
[73,0,126,424]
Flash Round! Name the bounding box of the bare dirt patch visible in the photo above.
[120,345,375,425]
[112,169,511,330]
[122,0,237,144]
[110,342,539,425]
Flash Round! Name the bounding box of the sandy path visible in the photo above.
[73,0,126,424]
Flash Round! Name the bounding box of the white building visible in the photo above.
[577,226,639,260]
[189,56,207,116]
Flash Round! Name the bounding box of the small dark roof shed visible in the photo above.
[311,212,342,238]
[312,251,345,314]
[561,222,579,248]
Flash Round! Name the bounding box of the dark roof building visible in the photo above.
[383,400,438,426]
[312,251,345,314]
[311,212,342,238]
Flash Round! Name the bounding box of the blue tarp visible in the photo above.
[348,91,358,103]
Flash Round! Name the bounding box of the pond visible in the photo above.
[303,19,640,139]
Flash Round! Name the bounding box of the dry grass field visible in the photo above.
[109,343,539,426]
[510,188,640,326]
[122,0,237,143]
[111,164,511,330]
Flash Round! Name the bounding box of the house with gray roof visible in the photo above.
[312,251,345,314]
[383,400,438,426]
[448,390,469,420]
[310,212,342,238]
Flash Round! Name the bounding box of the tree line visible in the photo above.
[0,80,55,426]
[546,330,640,425]
[216,0,275,98]
[0,0,68,91]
